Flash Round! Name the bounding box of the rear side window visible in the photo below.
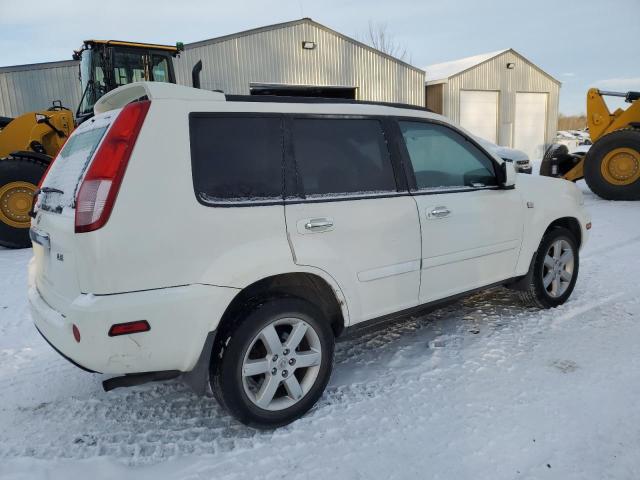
[40,126,108,212]
[399,121,497,190]
[291,118,396,197]
[190,116,284,203]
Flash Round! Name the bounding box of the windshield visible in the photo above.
[151,55,171,82]
[39,125,108,212]
[78,48,171,118]
[78,50,106,117]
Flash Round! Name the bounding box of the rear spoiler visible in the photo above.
[94,81,225,114]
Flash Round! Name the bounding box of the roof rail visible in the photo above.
[224,94,433,113]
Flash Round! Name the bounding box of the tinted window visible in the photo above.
[151,55,170,82]
[399,121,497,190]
[292,118,396,196]
[190,116,283,202]
[112,51,146,86]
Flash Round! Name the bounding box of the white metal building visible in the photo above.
[0,18,425,118]
[424,49,560,159]
[174,19,425,106]
[0,60,81,118]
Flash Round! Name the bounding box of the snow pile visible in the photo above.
[1,182,639,479]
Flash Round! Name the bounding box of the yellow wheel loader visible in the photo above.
[0,103,74,248]
[540,88,640,200]
[0,40,182,248]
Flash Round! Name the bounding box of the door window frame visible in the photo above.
[390,117,505,195]
[188,112,287,207]
[283,114,409,204]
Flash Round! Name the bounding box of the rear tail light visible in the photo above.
[108,320,151,337]
[75,100,150,233]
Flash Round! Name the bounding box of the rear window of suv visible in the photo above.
[189,116,283,203]
[39,125,108,212]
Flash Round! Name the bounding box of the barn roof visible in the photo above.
[423,48,560,85]
[423,49,508,83]
[186,18,425,74]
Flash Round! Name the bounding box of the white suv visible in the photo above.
[29,82,591,428]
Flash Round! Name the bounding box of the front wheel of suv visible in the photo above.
[519,226,580,309]
[211,297,335,429]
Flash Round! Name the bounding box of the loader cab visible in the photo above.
[74,40,181,124]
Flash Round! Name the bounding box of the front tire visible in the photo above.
[520,227,579,309]
[211,298,335,429]
[584,129,640,200]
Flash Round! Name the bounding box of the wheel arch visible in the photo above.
[545,216,582,248]
[216,272,348,342]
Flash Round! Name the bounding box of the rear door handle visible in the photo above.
[428,206,451,219]
[304,218,334,231]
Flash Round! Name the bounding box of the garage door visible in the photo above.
[514,92,547,160]
[459,90,499,143]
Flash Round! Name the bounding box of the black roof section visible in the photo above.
[225,94,433,113]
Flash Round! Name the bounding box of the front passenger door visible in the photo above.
[284,117,422,324]
[397,121,524,303]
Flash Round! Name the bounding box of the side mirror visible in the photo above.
[498,161,516,189]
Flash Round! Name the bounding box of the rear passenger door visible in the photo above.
[396,120,523,303]
[284,116,421,324]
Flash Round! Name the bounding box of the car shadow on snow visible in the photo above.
[1,287,540,463]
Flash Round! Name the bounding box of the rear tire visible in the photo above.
[211,297,335,429]
[519,227,579,309]
[584,129,640,200]
[0,157,47,249]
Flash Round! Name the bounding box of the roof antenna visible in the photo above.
[297,0,304,18]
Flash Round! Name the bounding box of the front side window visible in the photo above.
[190,116,283,203]
[151,55,170,82]
[292,118,396,197]
[399,121,497,190]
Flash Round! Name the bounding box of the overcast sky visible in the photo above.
[1,0,638,115]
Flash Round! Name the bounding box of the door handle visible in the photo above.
[428,206,451,219]
[304,218,334,231]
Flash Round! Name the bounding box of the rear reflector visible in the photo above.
[75,100,150,233]
[586,222,592,230]
[72,324,81,343]
[108,320,151,337]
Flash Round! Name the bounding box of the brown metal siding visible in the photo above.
[425,84,444,114]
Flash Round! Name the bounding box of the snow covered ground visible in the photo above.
[1,181,639,480]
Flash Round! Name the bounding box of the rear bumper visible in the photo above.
[29,283,238,375]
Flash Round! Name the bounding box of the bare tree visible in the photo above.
[558,114,587,131]
[361,21,410,62]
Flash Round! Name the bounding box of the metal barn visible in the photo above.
[424,49,560,159]
[175,18,425,105]
[0,60,80,118]
[0,18,425,118]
